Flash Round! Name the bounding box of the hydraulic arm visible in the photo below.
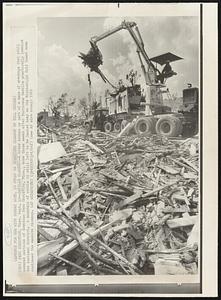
[79,20,158,86]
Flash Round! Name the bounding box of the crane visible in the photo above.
[79,20,158,87]
[81,21,198,138]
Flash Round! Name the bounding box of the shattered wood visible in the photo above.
[37,124,199,276]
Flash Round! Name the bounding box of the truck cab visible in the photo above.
[182,87,198,111]
[178,86,199,136]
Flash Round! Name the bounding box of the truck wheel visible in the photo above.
[182,123,198,137]
[114,121,121,132]
[135,117,155,135]
[121,120,128,131]
[155,116,182,137]
[85,122,92,133]
[104,122,113,133]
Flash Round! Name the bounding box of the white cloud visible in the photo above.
[38,43,87,110]
[38,41,118,110]
[103,17,138,45]
[103,18,144,84]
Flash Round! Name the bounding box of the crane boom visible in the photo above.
[79,20,158,86]
[123,22,156,84]
[90,21,136,44]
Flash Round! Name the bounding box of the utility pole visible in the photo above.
[88,74,92,112]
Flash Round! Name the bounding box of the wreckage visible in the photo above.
[80,20,198,137]
[37,123,199,276]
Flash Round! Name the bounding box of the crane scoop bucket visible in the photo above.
[79,42,116,88]
[79,41,103,72]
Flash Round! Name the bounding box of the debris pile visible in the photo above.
[37,124,199,276]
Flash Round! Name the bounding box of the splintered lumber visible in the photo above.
[37,122,199,275]
[180,137,192,145]
[56,266,68,276]
[57,177,67,200]
[74,220,142,274]
[38,262,60,276]
[117,122,132,137]
[118,190,143,209]
[82,188,128,196]
[112,151,121,165]
[169,157,196,172]
[51,253,93,275]
[59,208,133,256]
[82,140,104,154]
[144,247,188,254]
[49,165,74,174]
[48,171,62,183]
[37,225,54,241]
[113,182,134,194]
[99,131,115,138]
[62,190,84,210]
[117,118,137,137]
[71,169,79,196]
[187,219,199,246]
[158,164,180,175]
[180,157,198,172]
[154,259,189,275]
[119,180,179,208]
[166,216,197,228]
[100,171,127,182]
[37,237,66,268]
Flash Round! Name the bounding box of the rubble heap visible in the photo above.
[37,123,199,276]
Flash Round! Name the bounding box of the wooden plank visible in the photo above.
[57,177,68,200]
[49,165,74,174]
[120,181,179,208]
[59,209,133,257]
[118,190,143,209]
[166,216,197,228]
[158,164,180,175]
[180,157,198,172]
[62,190,84,210]
[37,225,54,241]
[82,140,104,154]
[187,219,199,246]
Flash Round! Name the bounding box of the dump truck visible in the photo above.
[80,21,198,137]
[102,82,198,137]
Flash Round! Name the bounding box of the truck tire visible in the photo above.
[182,123,198,137]
[155,116,182,137]
[135,117,155,135]
[104,121,113,133]
[121,120,128,131]
[85,122,92,133]
[113,121,121,132]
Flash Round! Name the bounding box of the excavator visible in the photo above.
[79,20,198,137]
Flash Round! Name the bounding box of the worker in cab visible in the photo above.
[157,60,177,84]
[162,60,172,75]
[162,60,177,82]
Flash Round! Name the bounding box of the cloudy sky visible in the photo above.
[38,16,199,111]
